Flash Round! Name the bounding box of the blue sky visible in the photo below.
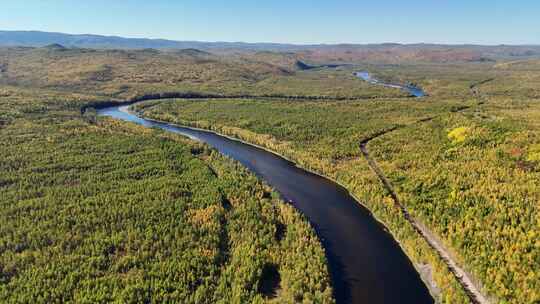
[1,0,539,44]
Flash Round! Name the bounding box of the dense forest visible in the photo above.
[138,60,540,304]
[0,86,333,302]
[1,44,539,303]
[370,98,539,303]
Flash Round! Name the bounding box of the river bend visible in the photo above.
[97,103,433,304]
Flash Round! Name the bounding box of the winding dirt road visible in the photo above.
[358,79,495,304]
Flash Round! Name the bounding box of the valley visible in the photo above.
[1,43,538,303]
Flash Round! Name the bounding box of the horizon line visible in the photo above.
[2,29,540,47]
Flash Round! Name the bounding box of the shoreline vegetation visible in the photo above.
[122,105,447,300]
[136,72,539,303]
[360,119,489,303]
[2,45,539,303]
[0,86,334,303]
[132,99,471,303]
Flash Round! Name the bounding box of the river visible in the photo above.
[97,102,433,304]
[354,71,426,97]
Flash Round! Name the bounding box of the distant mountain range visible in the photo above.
[0,30,308,50]
[1,30,540,63]
[1,30,538,50]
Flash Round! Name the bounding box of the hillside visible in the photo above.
[0,46,408,99]
[133,60,540,304]
[2,30,540,63]
[1,43,538,303]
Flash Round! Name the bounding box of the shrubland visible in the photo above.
[0,47,405,99]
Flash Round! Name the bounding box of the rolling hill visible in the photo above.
[2,30,540,63]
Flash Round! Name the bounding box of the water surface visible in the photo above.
[355,71,426,97]
[97,104,433,304]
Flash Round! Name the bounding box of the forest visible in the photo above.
[136,60,540,304]
[1,44,539,303]
[0,85,333,303]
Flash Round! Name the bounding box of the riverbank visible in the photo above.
[136,97,485,303]
[354,71,427,97]
[98,102,435,304]
[0,86,334,303]
[132,108,446,301]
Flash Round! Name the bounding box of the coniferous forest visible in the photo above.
[1,44,539,304]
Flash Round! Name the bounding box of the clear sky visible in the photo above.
[1,0,539,45]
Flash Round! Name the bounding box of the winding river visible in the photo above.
[354,71,426,97]
[97,85,432,304]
